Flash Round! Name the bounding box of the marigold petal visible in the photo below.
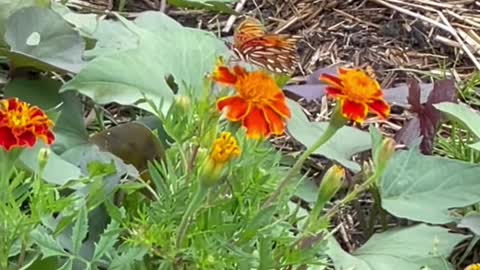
[341,99,368,123]
[212,66,237,86]
[325,87,345,98]
[243,106,270,139]
[217,96,251,121]
[17,131,36,148]
[319,73,343,89]
[270,93,291,119]
[368,98,390,119]
[262,106,285,135]
[0,126,17,151]
[233,66,247,78]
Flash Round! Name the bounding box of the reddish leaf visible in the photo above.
[395,79,457,154]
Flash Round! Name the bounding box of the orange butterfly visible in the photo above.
[231,17,300,74]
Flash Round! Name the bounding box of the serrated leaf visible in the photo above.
[286,98,371,172]
[30,227,69,259]
[108,247,148,270]
[61,12,228,115]
[92,218,120,262]
[3,7,86,73]
[327,224,467,270]
[72,205,88,255]
[380,147,480,224]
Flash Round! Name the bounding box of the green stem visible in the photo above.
[321,173,379,221]
[0,149,22,202]
[176,184,209,249]
[262,115,344,208]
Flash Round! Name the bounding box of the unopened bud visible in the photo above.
[175,95,191,111]
[316,165,345,208]
[374,138,396,174]
[37,147,50,171]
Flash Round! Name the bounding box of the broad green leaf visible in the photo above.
[167,0,237,13]
[24,257,58,270]
[61,12,228,115]
[30,227,69,258]
[72,205,88,255]
[434,102,480,151]
[3,76,62,110]
[92,219,120,262]
[286,99,371,172]
[20,142,84,186]
[57,260,73,270]
[327,224,467,270]
[0,0,49,45]
[52,92,90,154]
[459,213,480,235]
[380,147,480,224]
[3,7,85,73]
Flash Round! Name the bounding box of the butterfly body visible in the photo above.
[231,18,300,74]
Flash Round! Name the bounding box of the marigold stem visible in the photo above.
[263,108,346,208]
[176,184,209,249]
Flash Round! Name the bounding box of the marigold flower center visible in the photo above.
[340,70,379,102]
[210,132,241,164]
[235,72,279,104]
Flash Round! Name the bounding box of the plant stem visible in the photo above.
[322,173,379,220]
[263,121,343,208]
[176,184,209,249]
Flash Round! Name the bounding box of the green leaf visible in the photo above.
[0,0,49,45]
[30,226,70,259]
[327,224,468,270]
[380,147,480,224]
[3,6,85,73]
[240,206,276,242]
[57,260,73,270]
[434,102,480,151]
[3,76,62,110]
[167,0,237,13]
[459,213,480,235]
[92,218,120,262]
[72,205,88,255]
[52,92,90,154]
[108,247,147,270]
[286,99,371,172]
[61,12,228,114]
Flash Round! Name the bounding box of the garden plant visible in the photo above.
[0,0,479,270]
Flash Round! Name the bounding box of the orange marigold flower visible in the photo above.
[0,98,55,151]
[212,61,291,139]
[319,68,390,123]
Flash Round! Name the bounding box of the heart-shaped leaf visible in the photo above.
[61,12,228,114]
[3,7,86,73]
[327,224,468,270]
[380,146,480,224]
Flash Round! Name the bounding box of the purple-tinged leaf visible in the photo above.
[395,79,457,154]
[283,84,326,101]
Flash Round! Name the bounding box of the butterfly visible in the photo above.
[230,17,301,74]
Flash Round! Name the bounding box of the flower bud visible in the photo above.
[198,132,240,187]
[374,137,396,174]
[316,165,345,209]
[37,147,50,171]
[174,95,191,111]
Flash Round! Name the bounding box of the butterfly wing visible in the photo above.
[233,18,300,74]
[234,17,266,46]
[235,35,300,74]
